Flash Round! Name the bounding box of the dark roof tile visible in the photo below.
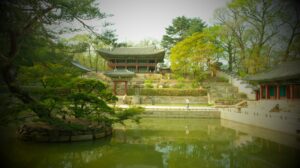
[246,60,300,82]
[97,47,165,60]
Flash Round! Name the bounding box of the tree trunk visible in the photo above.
[228,54,233,72]
[95,54,98,72]
[283,25,297,61]
[227,42,233,72]
[1,32,51,120]
[89,45,92,68]
[2,63,51,119]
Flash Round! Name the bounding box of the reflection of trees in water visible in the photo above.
[6,118,300,168]
[39,146,109,168]
[154,141,233,168]
[152,128,300,168]
[232,138,300,168]
[113,120,238,167]
[8,139,113,168]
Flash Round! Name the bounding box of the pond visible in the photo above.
[0,118,299,168]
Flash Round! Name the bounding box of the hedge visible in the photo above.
[127,88,207,96]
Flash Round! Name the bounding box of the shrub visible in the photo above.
[216,76,229,83]
[144,79,153,88]
[238,71,247,78]
[162,83,169,88]
[145,83,153,88]
[238,93,248,99]
[176,77,185,82]
[191,81,199,88]
[195,72,208,83]
[174,82,185,89]
[174,77,185,88]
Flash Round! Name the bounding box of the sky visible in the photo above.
[98,0,231,43]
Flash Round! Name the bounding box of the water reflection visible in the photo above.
[0,118,299,168]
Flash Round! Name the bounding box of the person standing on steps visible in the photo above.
[186,98,190,110]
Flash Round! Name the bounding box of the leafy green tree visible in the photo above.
[100,29,118,47]
[214,6,250,73]
[15,43,142,127]
[217,25,237,72]
[170,29,222,79]
[214,0,290,74]
[229,0,280,73]
[64,33,109,72]
[161,16,206,52]
[0,0,106,120]
[67,78,115,118]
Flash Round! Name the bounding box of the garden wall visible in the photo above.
[118,96,208,105]
[127,88,207,96]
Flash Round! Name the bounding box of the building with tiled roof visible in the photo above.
[246,60,300,100]
[97,47,165,73]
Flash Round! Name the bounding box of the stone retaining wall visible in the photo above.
[220,106,300,135]
[141,110,220,118]
[118,96,208,105]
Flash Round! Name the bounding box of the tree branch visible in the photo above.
[21,6,54,36]
[74,16,99,37]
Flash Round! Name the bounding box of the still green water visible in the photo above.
[1,118,299,168]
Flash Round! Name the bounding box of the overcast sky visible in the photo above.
[97,0,231,43]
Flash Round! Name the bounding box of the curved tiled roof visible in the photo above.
[103,69,135,78]
[97,47,165,61]
[246,60,300,82]
[71,61,92,72]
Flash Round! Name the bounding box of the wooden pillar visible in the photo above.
[136,59,138,72]
[266,85,269,99]
[260,85,263,99]
[125,81,128,95]
[290,85,294,100]
[287,85,290,99]
[276,84,280,100]
[256,90,259,100]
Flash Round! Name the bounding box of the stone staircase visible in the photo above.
[204,82,244,105]
[216,70,256,99]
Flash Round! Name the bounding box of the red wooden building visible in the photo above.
[98,47,165,73]
[247,60,300,100]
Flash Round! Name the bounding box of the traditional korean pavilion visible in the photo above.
[97,47,165,73]
[247,60,300,100]
[104,69,135,95]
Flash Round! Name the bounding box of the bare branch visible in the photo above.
[74,16,99,37]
